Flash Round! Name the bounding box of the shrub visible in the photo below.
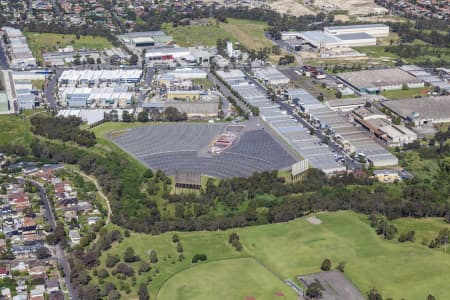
[192,254,207,263]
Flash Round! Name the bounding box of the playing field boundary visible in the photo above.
[155,256,290,300]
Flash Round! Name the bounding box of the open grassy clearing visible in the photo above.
[162,22,236,47]
[393,217,450,247]
[398,151,441,182]
[354,46,399,60]
[220,18,273,50]
[163,18,273,50]
[31,79,46,91]
[93,211,450,300]
[158,258,295,300]
[381,87,431,99]
[0,113,34,147]
[24,32,112,61]
[90,122,151,171]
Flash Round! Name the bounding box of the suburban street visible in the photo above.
[17,177,77,300]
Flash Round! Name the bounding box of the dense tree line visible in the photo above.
[22,21,120,46]
[389,21,450,48]
[385,44,450,67]
[133,5,327,39]
[30,115,96,147]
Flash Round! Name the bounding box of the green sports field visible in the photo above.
[158,258,294,300]
[93,211,450,300]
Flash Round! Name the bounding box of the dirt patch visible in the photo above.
[307,216,322,225]
[270,0,315,16]
[333,14,350,22]
[310,0,386,16]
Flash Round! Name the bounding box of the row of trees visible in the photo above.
[104,107,188,123]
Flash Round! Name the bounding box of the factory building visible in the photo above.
[253,67,290,86]
[1,27,36,69]
[215,72,347,174]
[281,24,387,49]
[158,68,207,83]
[119,31,173,48]
[58,69,142,86]
[337,68,424,94]
[144,47,191,64]
[382,96,450,126]
[43,49,100,66]
[324,24,390,38]
[352,106,418,146]
[285,30,377,49]
[59,86,134,108]
[326,97,368,112]
[131,37,155,47]
[166,90,202,101]
[285,88,398,167]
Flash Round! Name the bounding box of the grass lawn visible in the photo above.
[162,22,236,47]
[192,78,214,89]
[381,87,430,99]
[163,18,273,50]
[354,45,399,60]
[220,18,273,50]
[0,113,34,147]
[90,122,150,172]
[393,217,450,247]
[24,32,112,61]
[158,258,295,300]
[93,211,450,300]
[31,80,46,91]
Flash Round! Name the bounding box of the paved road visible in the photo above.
[207,70,251,114]
[137,66,155,108]
[44,69,62,109]
[0,41,9,70]
[18,178,77,299]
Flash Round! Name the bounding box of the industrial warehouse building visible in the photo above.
[337,68,424,94]
[1,27,36,69]
[58,69,142,85]
[59,86,134,108]
[297,31,376,48]
[286,88,398,167]
[119,31,173,48]
[144,47,191,64]
[353,106,418,146]
[382,96,450,126]
[215,73,346,174]
[280,24,388,49]
[253,67,290,86]
[324,24,390,37]
[158,68,207,83]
